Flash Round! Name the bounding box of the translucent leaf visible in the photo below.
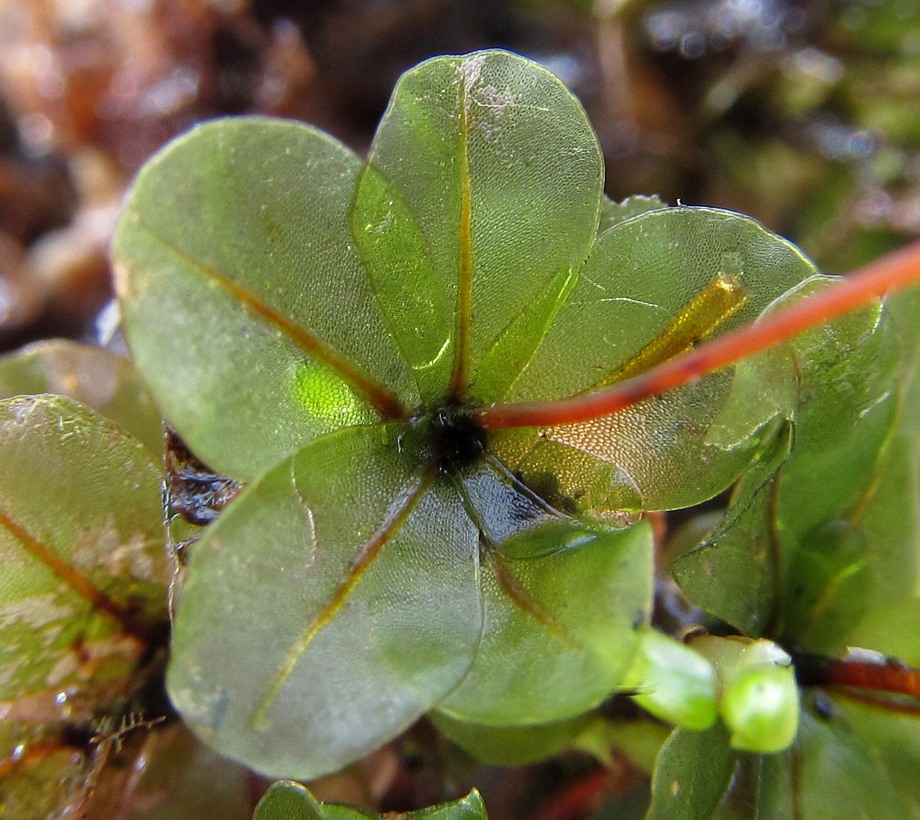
[830,695,920,814]
[496,208,819,511]
[401,790,488,820]
[113,49,843,782]
[647,698,915,818]
[843,286,920,662]
[0,339,163,458]
[623,630,718,731]
[672,422,793,635]
[437,517,653,724]
[790,704,909,818]
[0,395,168,817]
[782,521,871,652]
[167,425,482,779]
[0,395,168,702]
[674,281,900,647]
[113,118,416,481]
[365,50,604,403]
[596,194,668,235]
[720,664,799,754]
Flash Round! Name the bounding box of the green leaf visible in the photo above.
[113,117,415,481]
[167,424,482,779]
[688,636,799,754]
[0,395,167,702]
[782,521,871,652]
[829,694,920,814]
[0,339,163,458]
[720,664,799,754]
[436,518,653,724]
[790,702,909,818]
[116,48,840,782]
[583,719,671,774]
[494,207,819,512]
[752,751,794,820]
[672,422,793,635]
[597,194,668,235]
[645,694,917,818]
[674,280,899,646]
[253,783,487,820]
[645,723,736,820]
[843,286,920,663]
[364,50,604,403]
[0,394,169,816]
[254,781,328,820]
[402,789,489,819]
[431,710,593,766]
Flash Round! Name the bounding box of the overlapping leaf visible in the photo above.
[645,695,919,819]
[0,394,168,815]
[674,279,902,648]
[430,710,594,766]
[113,49,831,779]
[167,424,482,778]
[842,286,920,663]
[0,395,167,700]
[0,339,163,457]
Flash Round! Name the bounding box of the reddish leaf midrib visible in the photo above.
[250,467,435,729]
[0,504,155,644]
[128,224,409,421]
[448,74,475,402]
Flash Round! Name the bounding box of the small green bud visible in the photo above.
[720,664,799,753]
[624,630,718,731]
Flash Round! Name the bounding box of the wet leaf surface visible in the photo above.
[0,394,170,817]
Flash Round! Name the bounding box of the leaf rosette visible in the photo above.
[113,49,819,778]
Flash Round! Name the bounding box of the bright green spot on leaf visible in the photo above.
[292,360,367,425]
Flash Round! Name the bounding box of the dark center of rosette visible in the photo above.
[403,404,488,473]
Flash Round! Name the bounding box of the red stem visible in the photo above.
[476,239,920,429]
[801,656,920,697]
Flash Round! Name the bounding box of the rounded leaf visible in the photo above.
[0,395,167,702]
[437,518,653,724]
[167,425,483,779]
[113,118,415,480]
[623,630,718,731]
